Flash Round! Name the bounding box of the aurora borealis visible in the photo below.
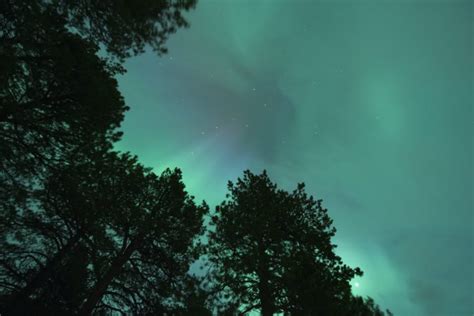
[115,1,473,315]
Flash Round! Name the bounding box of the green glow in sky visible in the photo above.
[116,1,473,314]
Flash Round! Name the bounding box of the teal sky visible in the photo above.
[116,1,473,314]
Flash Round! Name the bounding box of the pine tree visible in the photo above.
[207,170,387,315]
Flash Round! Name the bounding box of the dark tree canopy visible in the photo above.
[0,0,197,204]
[0,24,126,161]
[0,150,208,315]
[0,1,206,314]
[206,170,390,316]
[0,4,126,218]
[2,0,196,61]
[56,0,196,59]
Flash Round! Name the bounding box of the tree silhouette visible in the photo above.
[0,150,207,315]
[206,170,390,315]
[1,1,202,313]
[76,156,208,315]
[0,8,127,226]
[0,0,197,213]
[2,0,196,61]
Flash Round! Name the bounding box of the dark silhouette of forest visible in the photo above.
[0,1,392,315]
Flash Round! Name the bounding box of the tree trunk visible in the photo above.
[78,238,140,316]
[257,242,274,316]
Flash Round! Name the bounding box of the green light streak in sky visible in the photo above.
[116,1,473,314]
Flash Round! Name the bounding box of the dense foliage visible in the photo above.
[206,171,391,316]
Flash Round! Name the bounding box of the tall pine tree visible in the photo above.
[207,170,389,315]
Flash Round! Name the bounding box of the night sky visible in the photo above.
[115,1,473,315]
